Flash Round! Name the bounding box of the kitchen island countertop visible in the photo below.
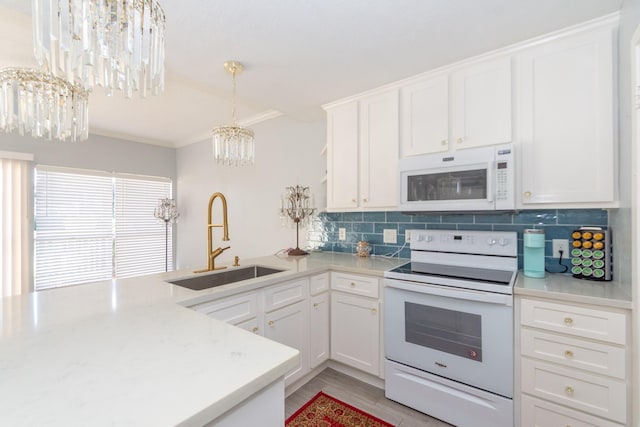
[0,251,405,426]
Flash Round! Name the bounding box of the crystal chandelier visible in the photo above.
[212,61,255,166]
[0,68,89,141]
[153,198,179,272]
[32,0,166,98]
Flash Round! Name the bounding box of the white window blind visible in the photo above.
[34,166,172,291]
[115,175,173,278]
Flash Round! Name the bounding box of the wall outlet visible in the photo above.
[552,239,569,258]
[383,229,397,244]
[338,228,346,241]
[405,230,411,242]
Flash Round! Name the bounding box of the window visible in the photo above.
[34,166,173,291]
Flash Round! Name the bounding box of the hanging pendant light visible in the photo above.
[212,61,255,166]
[0,67,89,141]
[31,0,166,98]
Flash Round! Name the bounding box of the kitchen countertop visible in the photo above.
[0,251,405,427]
[514,272,632,310]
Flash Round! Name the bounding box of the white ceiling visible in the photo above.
[0,0,623,148]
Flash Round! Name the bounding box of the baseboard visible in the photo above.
[285,361,331,397]
[327,360,385,390]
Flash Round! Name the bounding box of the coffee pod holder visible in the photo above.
[570,227,612,281]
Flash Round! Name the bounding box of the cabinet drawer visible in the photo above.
[331,272,379,298]
[309,272,330,295]
[236,317,262,335]
[521,395,623,427]
[521,328,626,379]
[192,292,258,325]
[521,358,626,424]
[264,278,308,312]
[520,299,626,345]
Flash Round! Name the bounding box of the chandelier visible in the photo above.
[154,198,179,272]
[32,0,166,98]
[0,68,89,141]
[212,61,255,166]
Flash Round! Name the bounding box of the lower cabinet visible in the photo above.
[264,300,308,386]
[309,292,330,369]
[330,288,380,376]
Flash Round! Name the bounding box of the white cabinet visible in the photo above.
[309,292,330,369]
[265,300,308,387]
[400,56,512,157]
[518,297,630,426]
[517,27,616,206]
[191,290,260,328]
[330,272,381,376]
[325,90,399,211]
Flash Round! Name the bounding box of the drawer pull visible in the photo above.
[441,139,447,146]
[564,317,574,326]
[268,320,275,327]
[350,282,356,287]
[371,308,377,314]
[252,326,259,333]
[564,350,574,359]
[313,303,319,308]
[565,386,574,396]
[457,137,464,144]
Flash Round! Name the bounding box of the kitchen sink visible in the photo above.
[168,265,284,291]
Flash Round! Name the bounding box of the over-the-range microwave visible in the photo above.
[398,144,515,212]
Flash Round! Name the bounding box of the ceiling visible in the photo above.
[0,0,623,148]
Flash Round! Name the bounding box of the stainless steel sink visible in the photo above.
[168,265,284,291]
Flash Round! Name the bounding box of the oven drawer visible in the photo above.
[521,395,624,427]
[331,272,379,298]
[520,299,626,345]
[521,358,626,424]
[521,328,626,379]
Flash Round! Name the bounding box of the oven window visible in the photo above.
[407,169,487,201]
[405,302,482,361]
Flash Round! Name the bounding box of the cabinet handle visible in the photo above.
[564,317,574,326]
[363,198,368,203]
[524,191,532,198]
[564,350,574,359]
[565,386,574,396]
[350,282,356,287]
[352,198,357,203]
[313,303,319,308]
[457,137,464,144]
[440,139,447,145]
[268,320,275,327]
[252,326,259,333]
[371,308,377,314]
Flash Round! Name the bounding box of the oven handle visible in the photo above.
[384,279,513,306]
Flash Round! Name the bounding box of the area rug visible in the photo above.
[286,391,395,427]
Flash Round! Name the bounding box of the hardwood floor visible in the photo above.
[285,368,453,426]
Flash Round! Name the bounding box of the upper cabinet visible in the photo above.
[516,27,617,207]
[325,90,399,211]
[400,57,512,157]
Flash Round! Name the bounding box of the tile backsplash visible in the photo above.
[308,209,609,271]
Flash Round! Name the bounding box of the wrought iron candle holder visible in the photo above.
[279,185,316,256]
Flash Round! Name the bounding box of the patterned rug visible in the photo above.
[286,391,395,427]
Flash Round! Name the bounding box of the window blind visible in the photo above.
[34,166,173,291]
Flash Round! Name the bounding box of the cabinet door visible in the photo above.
[518,28,615,205]
[359,90,399,209]
[330,292,380,376]
[264,300,308,386]
[451,57,512,149]
[308,293,330,369]
[326,101,359,210]
[400,74,449,156]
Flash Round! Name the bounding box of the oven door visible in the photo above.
[384,278,513,398]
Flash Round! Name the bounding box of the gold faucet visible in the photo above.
[194,192,230,273]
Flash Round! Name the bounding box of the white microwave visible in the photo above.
[399,144,515,212]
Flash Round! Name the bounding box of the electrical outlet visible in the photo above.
[338,228,346,241]
[383,229,397,244]
[552,239,569,258]
[405,230,411,242]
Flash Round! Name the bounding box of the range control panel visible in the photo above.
[409,229,518,257]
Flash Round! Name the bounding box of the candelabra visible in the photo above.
[154,198,179,271]
[279,185,316,256]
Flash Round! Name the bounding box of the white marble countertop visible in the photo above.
[0,251,405,427]
[514,272,632,310]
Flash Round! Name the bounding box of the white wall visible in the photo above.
[176,116,325,269]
